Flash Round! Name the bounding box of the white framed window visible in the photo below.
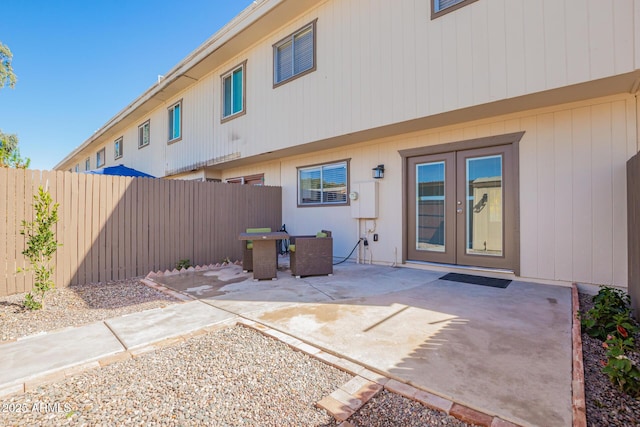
[168,100,182,142]
[298,160,349,206]
[97,148,105,168]
[432,0,478,18]
[221,61,246,121]
[85,157,90,171]
[74,164,79,172]
[273,20,316,87]
[114,137,123,160]
[138,119,150,148]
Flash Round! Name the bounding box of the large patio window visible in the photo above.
[298,160,348,206]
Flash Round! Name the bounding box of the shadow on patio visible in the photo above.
[150,261,573,427]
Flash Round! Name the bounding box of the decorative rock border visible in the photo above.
[571,283,587,427]
[236,319,523,427]
[141,261,243,301]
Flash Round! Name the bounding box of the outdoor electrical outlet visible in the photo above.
[363,238,369,246]
[373,234,378,242]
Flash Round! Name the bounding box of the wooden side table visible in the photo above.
[239,231,289,280]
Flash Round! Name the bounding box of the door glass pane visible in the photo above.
[465,155,502,256]
[416,162,446,252]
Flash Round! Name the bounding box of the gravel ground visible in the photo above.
[579,292,640,426]
[348,390,473,427]
[1,326,348,426]
[0,278,178,342]
[0,281,477,426]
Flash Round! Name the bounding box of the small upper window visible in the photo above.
[221,61,246,121]
[138,120,150,148]
[432,0,478,18]
[273,20,316,87]
[74,164,79,173]
[298,160,348,206]
[168,100,182,142]
[85,157,90,171]
[97,148,106,168]
[114,137,123,160]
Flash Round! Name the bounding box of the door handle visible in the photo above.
[457,208,463,214]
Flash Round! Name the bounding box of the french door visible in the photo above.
[407,145,517,271]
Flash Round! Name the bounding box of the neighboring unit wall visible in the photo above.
[56,0,640,178]
[628,152,640,319]
[226,94,637,288]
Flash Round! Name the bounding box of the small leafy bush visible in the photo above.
[18,186,61,310]
[581,286,631,340]
[584,286,640,397]
[602,328,640,397]
[175,259,192,270]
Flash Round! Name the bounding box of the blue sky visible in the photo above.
[0,1,254,170]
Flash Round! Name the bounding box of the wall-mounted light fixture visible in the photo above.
[372,164,385,179]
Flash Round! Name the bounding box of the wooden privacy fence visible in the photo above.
[0,168,282,297]
[628,152,640,320]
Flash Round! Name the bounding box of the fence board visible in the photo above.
[0,168,8,296]
[76,174,87,285]
[7,169,18,295]
[116,176,126,279]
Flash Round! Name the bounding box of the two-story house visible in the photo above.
[56,0,640,290]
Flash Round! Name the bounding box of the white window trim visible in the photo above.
[221,60,247,122]
[168,100,182,143]
[297,160,349,207]
[138,119,150,149]
[114,137,123,160]
[96,148,106,168]
[273,20,317,87]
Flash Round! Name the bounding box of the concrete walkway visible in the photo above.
[0,263,572,427]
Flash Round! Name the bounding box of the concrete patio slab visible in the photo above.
[104,300,236,349]
[152,263,572,427]
[0,322,123,387]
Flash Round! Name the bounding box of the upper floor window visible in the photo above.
[97,148,105,168]
[432,0,478,19]
[114,137,123,160]
[168,100,182,142]
[85,157,90,171]
[298,160,349,206]
[138,120,150,149]
[74,164,79,173]
[273,20,317,87]
[221,61,246,121]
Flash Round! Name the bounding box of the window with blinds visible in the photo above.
[96,148,105,168]
[222,62,246,121]
[138,120,150,149]
[432,0,478,18]
[114,137,123,160]
[273,21,316,87]
[298,160,348,206]
[168,100,182,142]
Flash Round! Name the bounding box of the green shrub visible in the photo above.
[18,186,60,310]
[584,286,640,397]
[602,330,640,397]
[581,286,631,340]
[175,259,192,270]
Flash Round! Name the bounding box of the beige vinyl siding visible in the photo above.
[58,0,640,175]
[224,95,636,288]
